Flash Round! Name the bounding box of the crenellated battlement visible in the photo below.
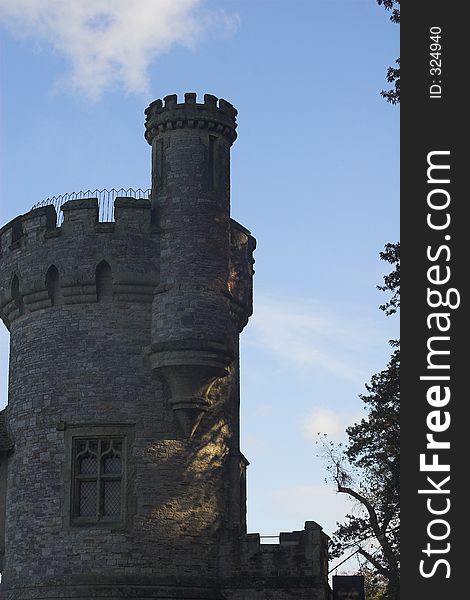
[0,197,154,253]
[0,197,159,329]
[144,92,238,145]
[0,197,254,333]
[31,187,151,226]
[240,522,330,581]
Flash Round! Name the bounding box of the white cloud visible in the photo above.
[300,406,363,441]
[0,0,238,99]
[246,294,383,383]
[301,407,347,439]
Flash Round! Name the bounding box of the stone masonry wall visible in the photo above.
[0,197,253,598]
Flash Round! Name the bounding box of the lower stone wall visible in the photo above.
[0,578,330,600]
[0,584,224,600]
[224,584,330,600]
[239,522,329,578]
[221,521,331,600]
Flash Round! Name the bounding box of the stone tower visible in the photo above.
[0,94,330,599]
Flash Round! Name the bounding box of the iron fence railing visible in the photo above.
[31,188,151,226]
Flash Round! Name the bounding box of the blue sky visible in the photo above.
[0,0,399,573]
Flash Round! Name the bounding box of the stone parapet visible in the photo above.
[0,198,158,330]
[144,93,237,146]
[240,522,330,580]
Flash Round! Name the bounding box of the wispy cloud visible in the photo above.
[300,406,363,441]
[246,294,384,383]
[0,0,238,99]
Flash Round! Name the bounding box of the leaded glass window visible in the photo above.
[72,437,124,523]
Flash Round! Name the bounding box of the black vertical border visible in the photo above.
[401,3,465,598]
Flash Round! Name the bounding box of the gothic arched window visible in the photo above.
[72,437,124,524]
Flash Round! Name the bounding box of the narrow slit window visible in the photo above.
[153,138,164,192]
[95,260,113,302]
[208,135,216,190]
[11,275,24,315]
[45,265,63,306]
[11,219,23,244]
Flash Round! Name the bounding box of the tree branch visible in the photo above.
[357,547,389,578]
[336,482,398,573]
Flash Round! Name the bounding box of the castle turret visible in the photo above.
[144,93,240,437]
[0,94,330,600]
